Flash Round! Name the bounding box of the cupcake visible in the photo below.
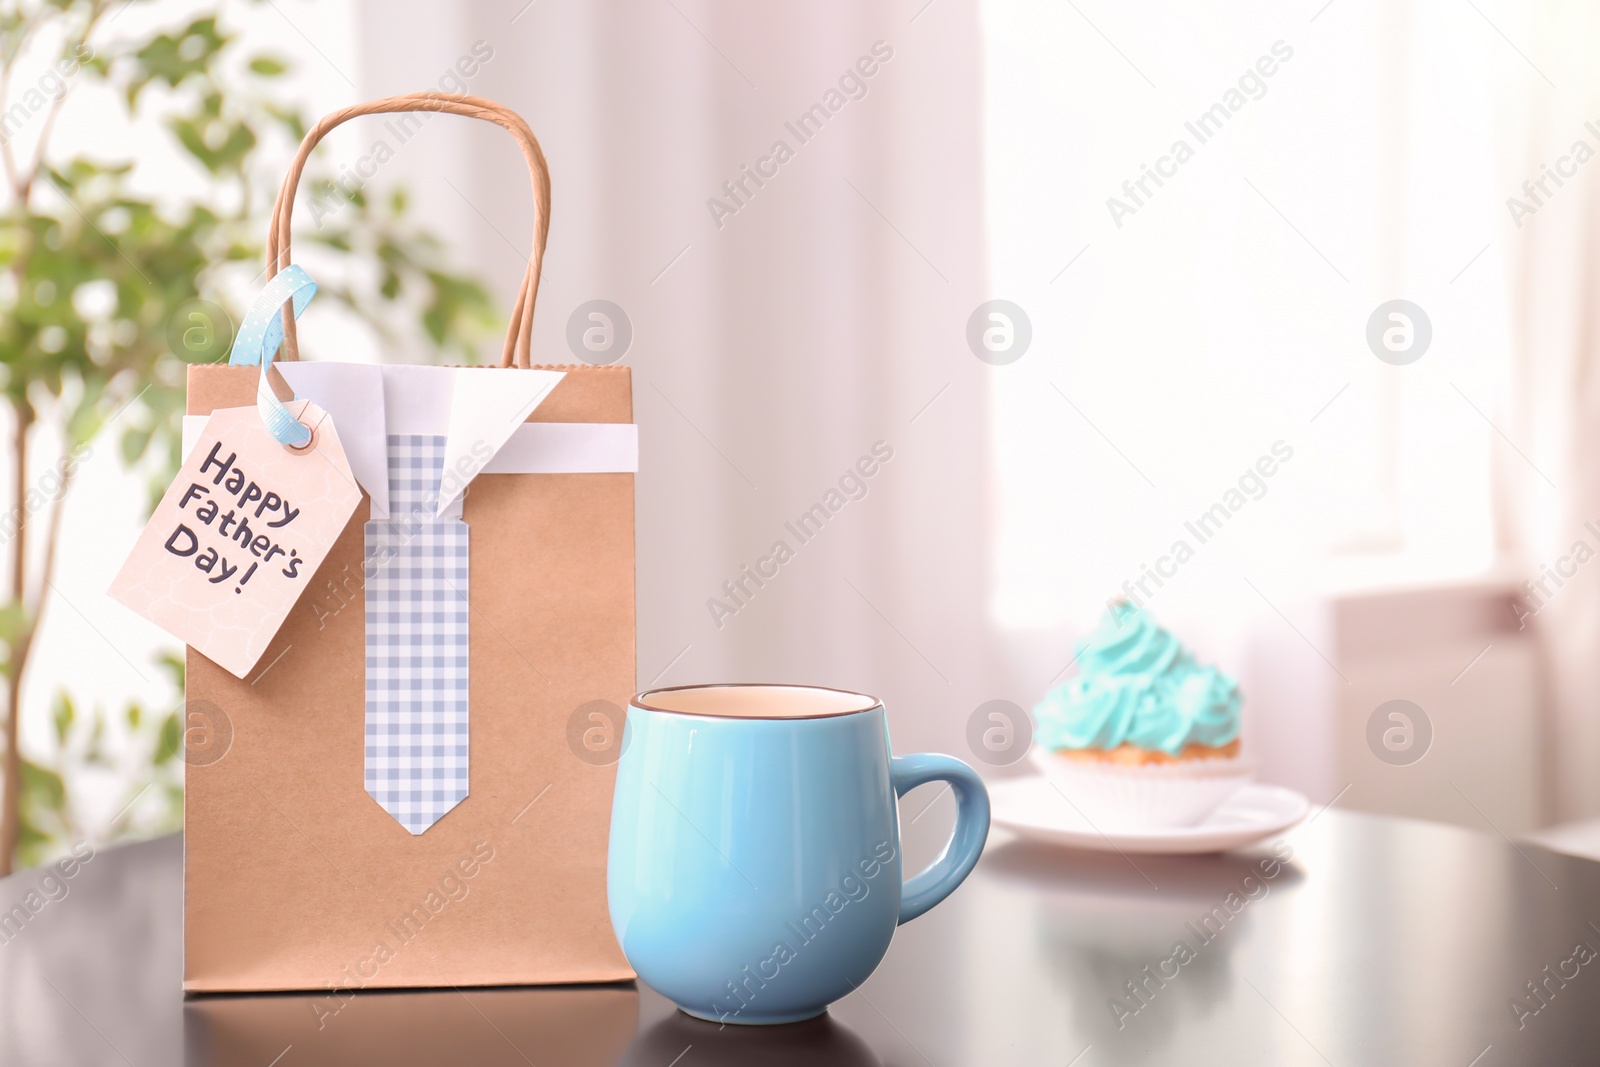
[1030,603,1250,828]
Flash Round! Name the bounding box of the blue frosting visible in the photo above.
[1033,605,1241,756]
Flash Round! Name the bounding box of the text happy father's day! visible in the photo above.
[164,440,308,594]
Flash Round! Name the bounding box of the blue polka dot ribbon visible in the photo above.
[226,265,319,448]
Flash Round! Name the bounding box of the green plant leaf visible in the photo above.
[119,424,152,466]
[84,713,106,764]
[19,759,67,820]
[0,600,29,645]
[155,650,184,690]
[51,691,74,747]
[154,710,182,765]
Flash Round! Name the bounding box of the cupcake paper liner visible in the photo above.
[1029,748,1254,830]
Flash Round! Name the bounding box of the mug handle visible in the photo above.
[890,753,991,924]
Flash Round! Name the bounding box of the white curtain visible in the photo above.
[352,0,997,758]
[1496,4,1600,822]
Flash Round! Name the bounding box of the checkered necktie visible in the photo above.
[364,435,469,834]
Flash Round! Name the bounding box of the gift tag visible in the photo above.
[110,399,362,678]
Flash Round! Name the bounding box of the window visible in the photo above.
[981,0,1509,631]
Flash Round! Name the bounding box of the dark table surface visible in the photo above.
[3,808,1598,1067]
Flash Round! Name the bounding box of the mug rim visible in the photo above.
[632,682,884,720]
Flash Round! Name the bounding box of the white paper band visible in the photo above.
[182,417,638,475]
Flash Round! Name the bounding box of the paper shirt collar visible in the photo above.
[274,363,565,519]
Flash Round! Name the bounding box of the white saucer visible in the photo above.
[991,776,1310,855]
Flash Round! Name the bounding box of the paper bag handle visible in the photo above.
[265,93,551,369]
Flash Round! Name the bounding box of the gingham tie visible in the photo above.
[364,434,470,834]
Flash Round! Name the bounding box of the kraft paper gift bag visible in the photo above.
[180,94,636,991]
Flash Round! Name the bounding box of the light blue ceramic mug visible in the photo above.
[607,683,990,1025]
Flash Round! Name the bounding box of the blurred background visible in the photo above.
[2,0,1597,872]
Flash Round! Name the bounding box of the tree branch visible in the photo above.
[1,403,33,876]
[21,0,107,200]
[0,11,42,200]
[29,444,70,631]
